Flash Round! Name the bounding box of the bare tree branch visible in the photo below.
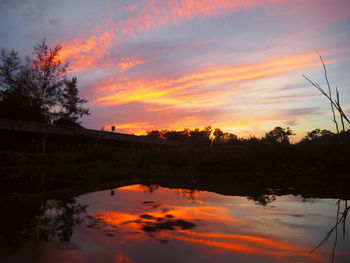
[336,87,345,132]
[315,50,339,133]
[302,75,350,125]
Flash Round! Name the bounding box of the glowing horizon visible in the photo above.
[1,0,350,140]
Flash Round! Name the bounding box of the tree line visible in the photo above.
[146,126,349,146]
[0,40,89,126]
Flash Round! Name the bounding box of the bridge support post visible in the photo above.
[41,134,47,153]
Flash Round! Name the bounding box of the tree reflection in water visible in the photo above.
[23,198,88,242]
[0,197,88,257]
[176,189,199,201]
[141,184,159,193]
[311,199,349,263]
[141,184,200,201]
[29,198,87,241]
[247,194,276,206]
[245,194,349,263]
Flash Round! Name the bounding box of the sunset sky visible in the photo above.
[1,0,350,140]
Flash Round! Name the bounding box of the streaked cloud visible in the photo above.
[92,52,322,106]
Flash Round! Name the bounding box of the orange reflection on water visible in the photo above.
[118,185,148,191]
[114,253,135,263]
[86,210,326,262]
[81,185,334,263]
[173,231,325,260]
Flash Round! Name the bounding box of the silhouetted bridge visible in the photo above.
[0,118,179,152]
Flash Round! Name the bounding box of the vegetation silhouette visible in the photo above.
[146,126,296,146]
[142,125,349,174]
[141,184,200,201]
[0,40,89,126]
[26,198,88,242]
[147,126,213,147]
[264,126,294,144]
[247,194,276,207]
[0,197,87,251]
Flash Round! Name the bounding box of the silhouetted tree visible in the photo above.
[0,49,21,91]
[301,129,335,143]
[146,130,162,138]
[264,126,294,144]
[213,128,238,146]
[0,40,89,124]
[188,126,212,147]
[0,87,48,122]
[213,128,224,142]
[162,129,190,142]
[146,127,213,146]
[0,49,48,121]
[55,76,89,125]
[29,40,67,112]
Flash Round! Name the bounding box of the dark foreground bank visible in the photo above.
[1,140,350,203]
[1,145,349,263]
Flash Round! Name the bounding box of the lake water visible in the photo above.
[1,184,349,263]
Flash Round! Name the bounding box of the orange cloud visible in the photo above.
[58,0,298,73]
[92,51,322,108]
[59,30,116,73]
[55,0,347,80]
[118,57,143,71]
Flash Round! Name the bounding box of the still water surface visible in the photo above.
[3,184,350,263]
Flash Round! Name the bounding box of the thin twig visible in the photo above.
[336,87,345,132]
[315,50,339,133]
[303,75,350,125]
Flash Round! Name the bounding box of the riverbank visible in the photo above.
[1,144,350,205]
